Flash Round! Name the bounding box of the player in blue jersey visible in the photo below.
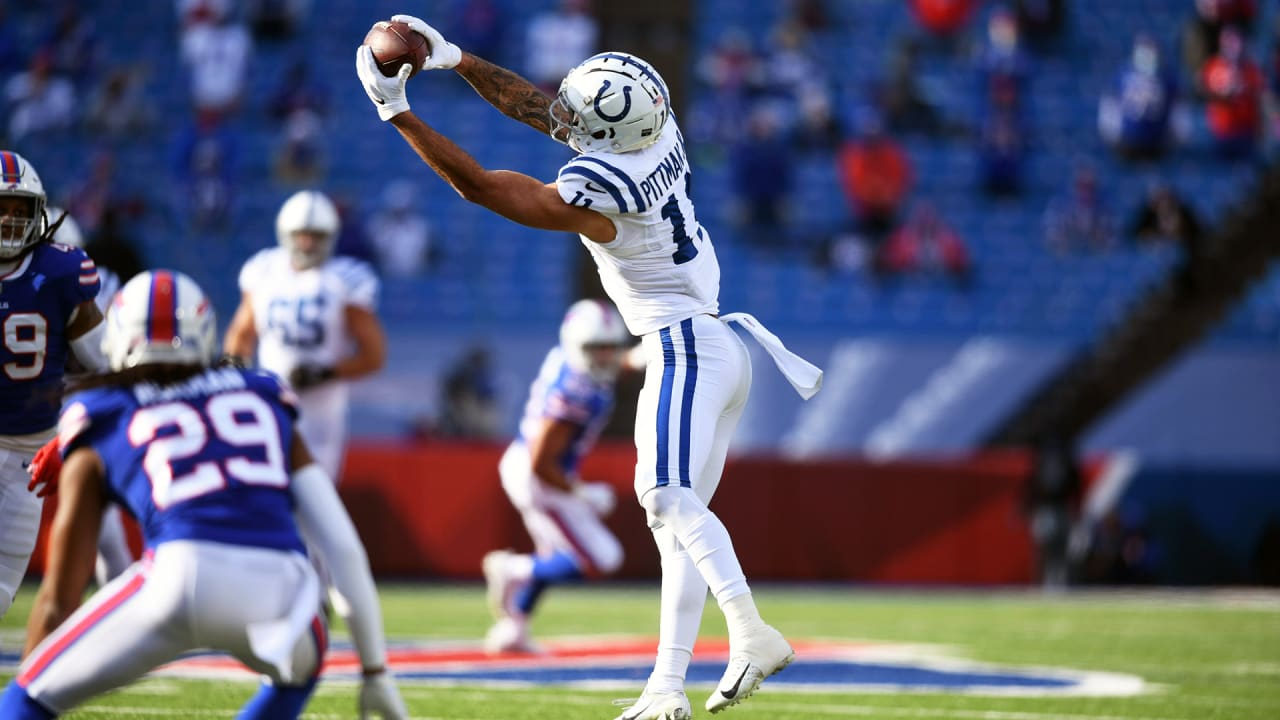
[0,270,407,719]
[357,20,823,720]
[0,151,108,620]
[483,299,632,654]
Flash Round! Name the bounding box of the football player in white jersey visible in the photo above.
[224,189,387,483]
[357,19,823,720]
[483,299,631,655]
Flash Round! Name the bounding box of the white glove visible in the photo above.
[575,481,617,517]
[359,671,409,719]
[391,14,462,70]
[356,45,412,121]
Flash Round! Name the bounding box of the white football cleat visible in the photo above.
[612,690,692,720]
[482,549,516,619]
[484,615,538,655]
[705,625,794,713]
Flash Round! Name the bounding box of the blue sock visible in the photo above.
[516,551,584,615]
[236,676,317,720]
[0,683,55,719]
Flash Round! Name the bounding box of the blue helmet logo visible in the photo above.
[593,79,633,122]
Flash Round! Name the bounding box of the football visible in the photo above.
[363,20,430,79]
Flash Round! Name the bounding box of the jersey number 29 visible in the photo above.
[128,391,288,509]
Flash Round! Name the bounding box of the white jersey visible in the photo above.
[556,117,720,336]
[237,247,379,479]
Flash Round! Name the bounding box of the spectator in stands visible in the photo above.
[1044,165,1116,254]
[449,0,505,66]
[878,38,943,136]
[758,20,830,131]
[85,66,153,139]
[837,113,914,241]
[910,0,979,53]
[875,202,973,288]
[975,5,1032,130]
[272,108,327,187]
[179,0,252,118]
[365,179,436,277]
[0,5,23,80]
[1129,182,1204,250]
[792,82,843,152]
[5,51,76,141]
[524,0,598,95]
[170,112,241,233]
[1183,0,1257,75]
[38,1,102,90]
[689,26,760,153]
[788,0,831,35]
[977,109,1026,197]
[730,107,794,250]
[1129,181,1205,291]
[1199,26,1264,160]
[1099,35,1186,162]
[1013,0,1066,50]
[246,0,310,41]
[269,58,329,123]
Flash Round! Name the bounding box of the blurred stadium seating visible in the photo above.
[5,0,1275,461]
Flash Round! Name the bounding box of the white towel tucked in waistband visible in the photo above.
[721,312,823,400]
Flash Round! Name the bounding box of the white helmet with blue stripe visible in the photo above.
[550,52,670,153]
[0,150,48,260]
[104,270,218,370]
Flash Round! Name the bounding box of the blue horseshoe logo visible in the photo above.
[594,80,632,122]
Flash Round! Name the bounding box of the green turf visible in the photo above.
[2,582,1278,719]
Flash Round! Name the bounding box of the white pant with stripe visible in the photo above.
[0,435,47,619]
[17,540,326,714]
[634,314,751,507]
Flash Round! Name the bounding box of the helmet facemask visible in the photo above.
[0,151,48,260]
[275,190,340,270]
[549,52,670,154]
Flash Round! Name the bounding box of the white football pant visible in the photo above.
[18,540,326,714]
[0,439,46,619]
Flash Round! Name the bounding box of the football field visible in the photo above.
[2,583,1278,719]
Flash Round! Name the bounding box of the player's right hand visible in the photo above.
[356,45,412,121]
[390,14,462,70]
[359,671,409,719]
[26,438,62,498]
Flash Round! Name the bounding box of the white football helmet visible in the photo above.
[550,52,670,153]
[104,270,218,371]
[46,206,84,248]
[0,150,48,259]
[559,299,629,382]
[276,189,340,269]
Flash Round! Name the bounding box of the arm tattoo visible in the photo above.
[458,54,553,135]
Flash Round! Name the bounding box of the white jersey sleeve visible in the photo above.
[328,256,380,311]
[554,117,720,336]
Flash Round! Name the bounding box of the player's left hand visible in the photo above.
[575,481,617,517]
[356,45,413,121]
[359,670,409,719]
[289,364,336,391]
[390,14,462,70]
[26,438,62,498]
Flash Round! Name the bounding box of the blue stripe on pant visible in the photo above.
[655,321,697,489]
